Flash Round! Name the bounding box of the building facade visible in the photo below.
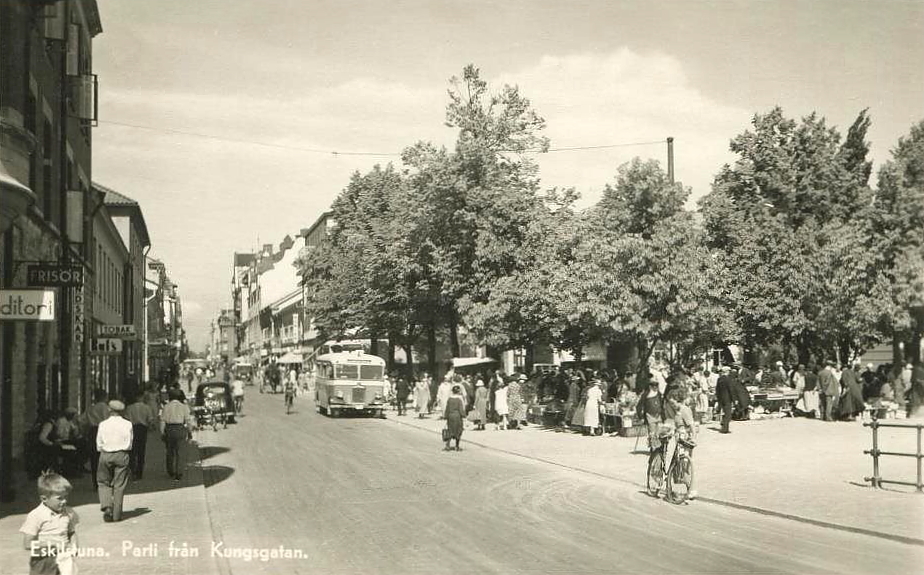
[1,0,102,500]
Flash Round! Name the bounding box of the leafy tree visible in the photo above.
[700,108,880,363]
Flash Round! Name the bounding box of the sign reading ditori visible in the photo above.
[97,324,137,339]
[26,264,84,287]
[0,290,56,321]
[90,338,123,355]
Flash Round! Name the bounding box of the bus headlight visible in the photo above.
[335,390,344,399]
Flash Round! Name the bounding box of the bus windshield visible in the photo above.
[333,364,383,380]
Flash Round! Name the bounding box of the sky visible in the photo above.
[90,0,924,352]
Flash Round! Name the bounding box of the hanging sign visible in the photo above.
[26,264,84,287]
[97,324,137,339]
[73,286,85,342]
[90,338,123,355]
[0,290,56,321]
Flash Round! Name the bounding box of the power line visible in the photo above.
[97,119,666,157]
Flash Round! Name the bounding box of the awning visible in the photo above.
[277,351,302,364]
[451,357,498,368]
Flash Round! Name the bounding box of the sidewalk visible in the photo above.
[0,430,221,575]
[385,408,924,544]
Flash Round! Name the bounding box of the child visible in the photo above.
[19,472,79,575]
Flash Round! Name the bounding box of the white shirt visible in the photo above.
[96,414,133,452]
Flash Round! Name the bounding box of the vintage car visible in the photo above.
[194,382,236,426]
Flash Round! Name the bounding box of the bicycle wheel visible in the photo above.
[646,449,664,497]
[666,452,693,504]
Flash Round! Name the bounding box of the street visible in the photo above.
[192,391,923,574]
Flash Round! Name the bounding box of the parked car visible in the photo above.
[194,382,236,426]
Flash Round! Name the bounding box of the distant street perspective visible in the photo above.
[2,1,924,575]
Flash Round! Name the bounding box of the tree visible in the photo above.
[700,108,879,363]
[403,65,551,357]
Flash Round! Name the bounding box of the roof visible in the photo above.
[93,182,151,248]
[234,253,255,267]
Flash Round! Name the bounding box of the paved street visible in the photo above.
[195,391,922,575]
[3,389,923,575]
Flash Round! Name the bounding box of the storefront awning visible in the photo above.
[277,351,302,364]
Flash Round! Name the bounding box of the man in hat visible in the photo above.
[818,361,840,421]
[124,392,156,480]
[715,366,735,433]
[160,388,193,480]
[96,400,133,522]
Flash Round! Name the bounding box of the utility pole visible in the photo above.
[667,137,675,184]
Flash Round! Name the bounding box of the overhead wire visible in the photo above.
[97,119,667,158]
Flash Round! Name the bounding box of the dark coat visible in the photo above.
[395,379,411,399]
[716,374,735,406]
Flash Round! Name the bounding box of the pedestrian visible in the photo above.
[426,372,439,414]
[54,408,84,476]
[731,366,751,420]
[507,374,527,429]
[443,385,466,451]
[395,377,410,416]
[470,379,488,430]
[160,388,193,481]
[838,363,866,421]
[123,393,155,480]
[96,400,132,522]
[637,376,665,446]
[819,361,840,422]
[798,364,820,418]
[79,388,110,486]
[19,471,79,575]
[231,375,245,414]
[413,377,430,418]
[715,366,735,434]
[583,378,603,436]
[910,363,924,418]
[31,410,61,477]
[494,379,509,430]
[436,377,452,418]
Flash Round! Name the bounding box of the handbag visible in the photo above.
[441,427,450,442]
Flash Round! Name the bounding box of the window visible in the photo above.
[336,365,358,380]
[360,365,383,381]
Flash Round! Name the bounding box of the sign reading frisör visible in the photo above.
[97,324,137,339]
[0,290,56,321]
[90,338,123,355]
[26,264,84,287]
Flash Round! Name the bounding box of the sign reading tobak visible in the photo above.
[26,264,84,287]
[0,290,56,321]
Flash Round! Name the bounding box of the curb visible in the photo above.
[386,414,924,547]
[194,436,232,575]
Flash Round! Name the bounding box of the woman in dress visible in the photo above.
[444,385,466,451]
[563,376,581,428]
[494,379,509,430]
[507,374,526,430]
[436,377,452,419]
[583,379,603,435]
[414,377,430,419]
[469,379,489,430]
[571,382,587,428]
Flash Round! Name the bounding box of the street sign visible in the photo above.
[73,287,85,342]
[90,338,123,355]
[26,264,84,287]
[97,324,137,339]
[0,290,56,321]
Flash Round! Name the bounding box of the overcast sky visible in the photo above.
[91,0,924,352]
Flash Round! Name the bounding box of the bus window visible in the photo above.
[336,364,359,379]
[360,365,383,380]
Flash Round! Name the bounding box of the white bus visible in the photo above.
[314,351,387,417]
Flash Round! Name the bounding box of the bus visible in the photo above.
[314,351,387,418]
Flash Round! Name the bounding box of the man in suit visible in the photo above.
[715,366,735,434]
[395,376,410,416]
[818,361,840,421]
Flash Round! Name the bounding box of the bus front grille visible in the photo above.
[352,388,365,404]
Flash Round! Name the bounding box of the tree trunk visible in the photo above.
[524,344,535,375]
[370,330,379,357]
[893,335,904,365]
[387,337,396,375]
[448,305,460,358]
[403,344,415,379]
[838,337,851,367]
[797,335,811,366]
[427,322,437,382]
[911,332,922,365]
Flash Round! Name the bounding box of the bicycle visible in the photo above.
[646,429,695,504]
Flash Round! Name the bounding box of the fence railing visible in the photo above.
[863,419,923,492]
